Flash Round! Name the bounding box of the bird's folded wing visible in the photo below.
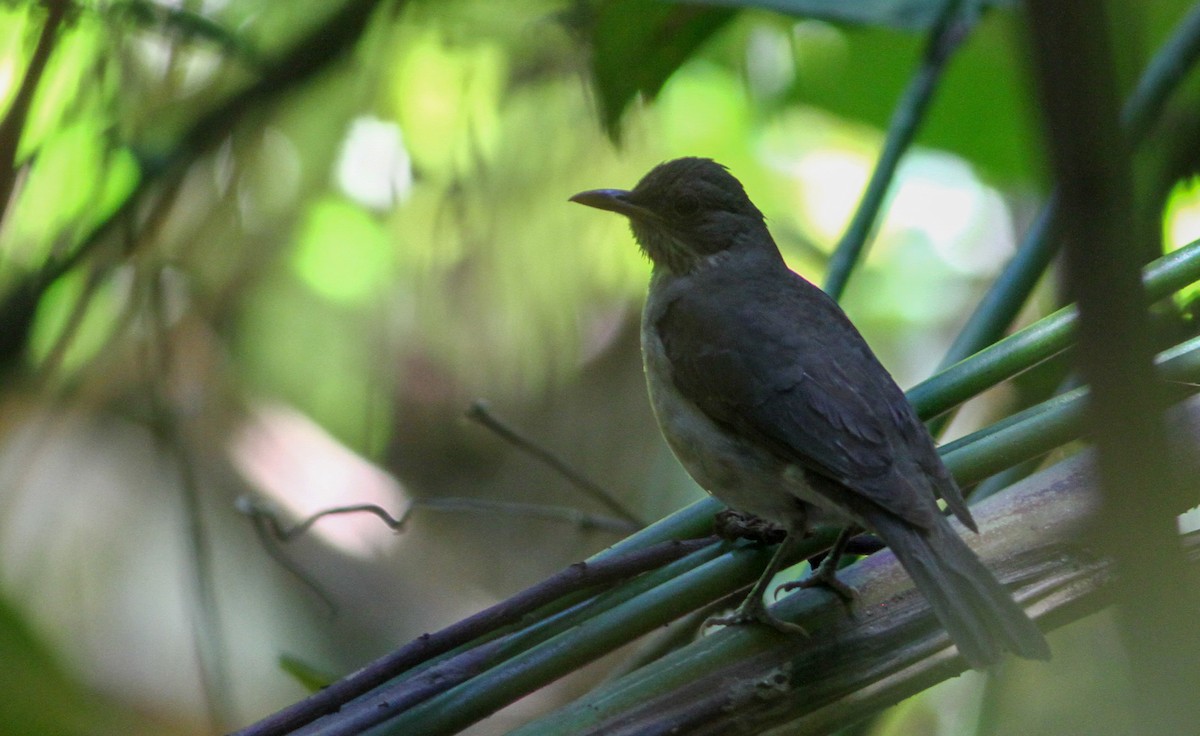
[655,277,936,528]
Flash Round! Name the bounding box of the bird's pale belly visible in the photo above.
[641,332,852,531]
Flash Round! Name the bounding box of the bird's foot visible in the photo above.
[776,557,857,605]
[713,509,787,545]
[706,597,808,636]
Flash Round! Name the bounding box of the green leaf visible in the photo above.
[27,267,127,376]
[587,0,736,138]
[279,654,336,693]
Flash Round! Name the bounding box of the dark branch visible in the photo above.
[467,399,643,526]
[229,535,717,736]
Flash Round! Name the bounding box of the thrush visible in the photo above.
[571,157,1049,669]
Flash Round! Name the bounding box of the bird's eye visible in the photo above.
[673,195,700,217]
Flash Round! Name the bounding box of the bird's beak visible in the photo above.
[569,188,650,219]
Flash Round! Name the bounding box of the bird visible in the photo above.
[570,157,1050,669]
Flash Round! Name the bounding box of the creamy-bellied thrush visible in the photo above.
[571,157,1049,668]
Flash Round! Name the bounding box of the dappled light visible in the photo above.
[231,403,407,558]
[1,1,1199,735]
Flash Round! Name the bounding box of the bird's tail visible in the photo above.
[867,511,1050,669]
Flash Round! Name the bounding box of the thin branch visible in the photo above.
[508,447,1116,736]
[908,236,1200,422]
[27,0,392,306]
[238,495,638,618]
[243,500,339,615]
[932,1,1200,433]
[240,496,638,541]
[467,399,643,526]
[143,268,231,730]
[416,497,640,533]
[823,0,973,300]
[229,536,717,736]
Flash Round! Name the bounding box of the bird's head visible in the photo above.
[570,158,769,274]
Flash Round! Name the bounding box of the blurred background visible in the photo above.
[2,1,1200,734]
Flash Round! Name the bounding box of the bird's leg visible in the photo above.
[776,525,860,603]
[707,531,809,636]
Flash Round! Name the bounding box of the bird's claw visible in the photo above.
[776,560,858,605]
[706,599,809,636]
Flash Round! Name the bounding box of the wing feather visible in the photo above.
[656,267,971,530]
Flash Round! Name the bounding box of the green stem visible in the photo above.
[354,544,788,736]
[823,0,971,300]
[931,0,1200,428]
[909,237,1200,421]
[942,333,1200,485]
[1120,1,1200,141]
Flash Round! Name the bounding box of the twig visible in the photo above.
[238,490,640,632]
[238,494,639,617]
[143,270,231,730]
[419,497,640,532]
[229,535,717,736]
[242,501,339,615]
[240,496,639,542]
[24,0,392,312]
[466,399,643,526]
[932,2,1200,435]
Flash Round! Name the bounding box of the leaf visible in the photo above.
[280,654,337,693]
[780,15,1041,183]
[585,0,736,139]
[575,1,1037,180]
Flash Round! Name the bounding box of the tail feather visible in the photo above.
[867,511,1050,669]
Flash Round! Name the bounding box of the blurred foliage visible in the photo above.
[2,0,1200,734]
[2,0,1067,447]
[686,0,1017,31]
[581,2,736,138]
[0,593,160,735]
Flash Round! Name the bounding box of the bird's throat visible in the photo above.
[630,221,701,276]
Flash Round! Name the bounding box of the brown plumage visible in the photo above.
[571,157,1049,668]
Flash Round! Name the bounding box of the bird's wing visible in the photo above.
[656,268,949,528]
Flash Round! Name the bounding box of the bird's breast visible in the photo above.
[640,283,845,528]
